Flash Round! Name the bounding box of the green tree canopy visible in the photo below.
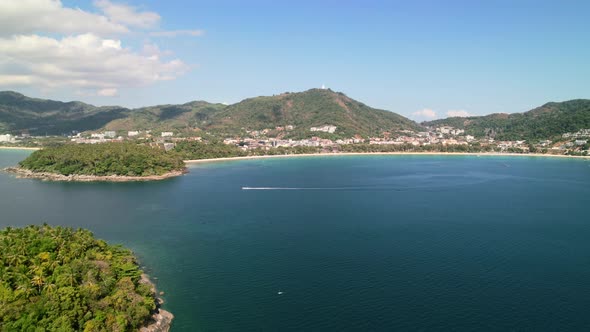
[0,225,157,331]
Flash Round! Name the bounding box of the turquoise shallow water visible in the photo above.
[1,151,590,331]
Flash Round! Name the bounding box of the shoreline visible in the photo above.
[3,167,187,182]
[0,146,41,150]
[139,273,174,332]
[184,151,590,164]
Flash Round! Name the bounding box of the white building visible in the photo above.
[310,125,337,134]
[104,131,116,138]
[451,129,465,136]
[0,134,15,143]
[437,126,453,134]
[128,131,140,137]
[161,132,174,137]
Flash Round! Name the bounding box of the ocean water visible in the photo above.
[1,150,590,331]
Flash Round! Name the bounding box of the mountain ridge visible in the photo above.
[0,89,422,138]
[423,99,590,140]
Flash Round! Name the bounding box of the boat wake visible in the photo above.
[242,187,337,190]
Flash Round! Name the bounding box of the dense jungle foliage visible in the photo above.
[0,225,156,331]
[19,143,185,176]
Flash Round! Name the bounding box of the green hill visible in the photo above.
[0,91,127,135]
[207,89,421,138]
[0,89,421,138]
[103,101,226,134]
[423,99,590,140]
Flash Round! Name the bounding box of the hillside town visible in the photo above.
[2,124,589,156]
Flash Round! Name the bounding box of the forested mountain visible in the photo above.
[102,101,226,133]
[0,89,421,138]
[0,91,127,135]
[3,90,589,140]
[423,99,590,140]
[206,89,422,138]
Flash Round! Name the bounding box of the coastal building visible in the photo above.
[104,131,116,138]
[0,134,15,143]
[161,132,174,137]
[128,131,140,137]
[539,140,552,147]
[163,143,176,151]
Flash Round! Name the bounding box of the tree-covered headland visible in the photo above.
[18,143,185,177]
[0,225,160,331]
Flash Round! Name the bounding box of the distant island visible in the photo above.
[4,143,186,182]
[0,225,173,331]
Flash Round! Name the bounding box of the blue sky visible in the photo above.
[2,0,589,120]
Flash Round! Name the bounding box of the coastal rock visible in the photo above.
[2,167,187,182]
[141,309,174,332]
[140,274,174,332]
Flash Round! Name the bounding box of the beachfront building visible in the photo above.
[104,131,117,138]
[0,134,15,143]
[128,131,140,137]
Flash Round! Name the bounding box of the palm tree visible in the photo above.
[31,275,45,293]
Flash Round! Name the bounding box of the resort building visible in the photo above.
[0,134,15,143]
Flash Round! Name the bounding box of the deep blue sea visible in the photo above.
[1,150,590,331]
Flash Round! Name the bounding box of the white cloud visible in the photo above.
[97,88,118,96]
[0,0,128,36]
[446,110,472,117]
[150,30,205,37]
[94,0,160,29]
[0,0,201,97]
[412,108,437,119]
[0,34,190,94]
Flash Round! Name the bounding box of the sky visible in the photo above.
[0,0,589,121]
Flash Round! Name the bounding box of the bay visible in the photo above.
[1,151,590,330]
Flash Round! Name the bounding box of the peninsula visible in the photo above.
[0,225,173,331]
[5,142,186,182]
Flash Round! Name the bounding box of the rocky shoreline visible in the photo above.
[3,167,187,182]
[140,274,174,332]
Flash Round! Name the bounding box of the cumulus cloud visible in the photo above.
[94,0,160,29]
[412,108,437,119]
[150,30,205,37]
[0,34,189,93]
[0,0,128,36]
[446,110,472,117]
[0,0,202,96]
[97,88,118,96]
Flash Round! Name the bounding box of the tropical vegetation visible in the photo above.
[0,89,421,138]
[207,89,422,138]
[173,141,247,160]
[423,99,590,140]
[19,143,185,176]
[173,141,322,160]
[0,225,156,331]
